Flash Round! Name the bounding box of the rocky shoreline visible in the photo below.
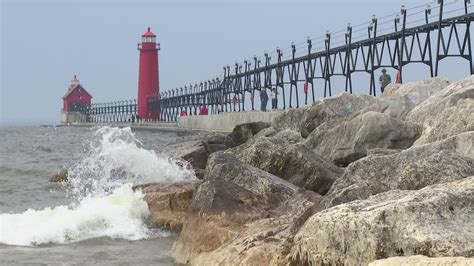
[138,76,474,265]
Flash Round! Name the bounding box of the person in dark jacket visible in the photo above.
[260,88,269,111]
[379,68,392,93]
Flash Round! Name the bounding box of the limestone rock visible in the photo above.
[271,108,305,132]
[50,169,68,182]
[285,177,474,265]
[228,121,270,146]
[407,75,474,124]
[383,77,450,98]
[171,152,321,265]
[305,111,422,166]
[133,181,201,231]
[162,132,232,178]
[229,136,342,195]
[273,129,304,144]
[300,93,380,137]
[367,77,451,120]
[322,132,474,208]
[253,126,277,139]
[414,99,474,145]
[369,255,474,266]
[405,76,474,145]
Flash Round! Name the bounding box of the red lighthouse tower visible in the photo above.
[137,27,160,119]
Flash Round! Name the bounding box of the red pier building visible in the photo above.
[61,75,92,123]
[137,27,160,120]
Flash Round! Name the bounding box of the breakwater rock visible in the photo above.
[143,75,474,265]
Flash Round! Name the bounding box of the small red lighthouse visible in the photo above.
[137,27,160,119]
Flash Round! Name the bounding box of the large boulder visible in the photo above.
[284,177,474,265]
[415,99,473,145]
[228,121,270,146]
[369,255,474,266]
[300,93,380,138]
[407,75,474,124]
[162,132,232,178]
[383,77,450,98]
[171,152,321,265]
[304,111,422,166]
[322,131,474,208]
[133,181,201,231]
[271,108,306,132]
[406,76,474,145]
[229,136,343,195]
[366,77,451,120]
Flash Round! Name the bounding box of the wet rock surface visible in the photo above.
[133,181,202,231]
[171,152,321,265]
[162,132,233,179]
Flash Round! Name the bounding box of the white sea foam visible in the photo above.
[0,127,195,246]
[67,126,196,198]
[0,185,153,246]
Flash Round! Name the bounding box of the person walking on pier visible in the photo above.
[260,88,269,112]
[271,88,278,109]
[379,68,391,93]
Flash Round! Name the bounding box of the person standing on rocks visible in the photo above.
[379,68,391,93]
[260,88,269,111]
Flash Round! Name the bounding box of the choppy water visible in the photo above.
[0,126,195,265]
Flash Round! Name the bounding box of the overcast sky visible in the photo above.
[1,0,472,125]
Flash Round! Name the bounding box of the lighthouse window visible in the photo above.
[142,37,155,43]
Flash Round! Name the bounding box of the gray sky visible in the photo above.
[1,0,471,125]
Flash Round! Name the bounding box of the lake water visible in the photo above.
[0,126,195,265]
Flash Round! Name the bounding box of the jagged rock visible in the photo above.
[383,77,450,98]
[253,126,277,139]
[284,177,474,265]
[414,99,474,145]
[304,111,422,166]
[133,181,201,231]
[271,108,305,132]
[162,132,232,178]
[171,152,321,265]
[365,77,451,120]
[229,136,342,194]
[322,131,474,208]
[405,76,474,145]
[228,121,270,146]
[273,129,304,144]
[369,255,474,266]
[407,75,474,124]
[300,93,380,138]
[50,169,68,182]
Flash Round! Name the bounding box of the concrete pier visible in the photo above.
[177,110,283,132]
[65,110,284,133]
